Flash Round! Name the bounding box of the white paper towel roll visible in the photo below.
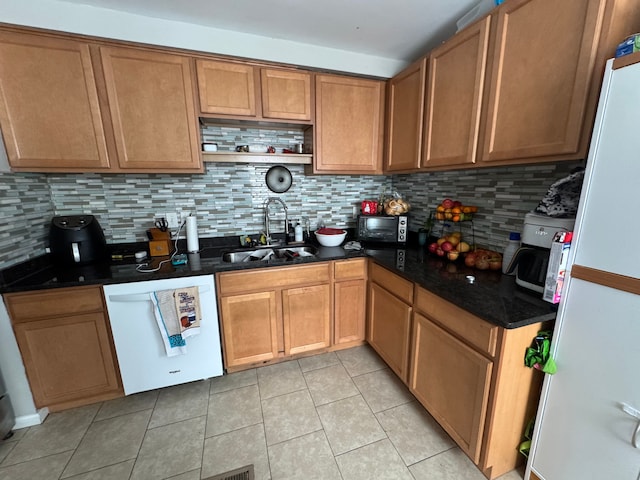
[186,215,200,253]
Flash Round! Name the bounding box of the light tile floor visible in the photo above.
[0,345,526,480]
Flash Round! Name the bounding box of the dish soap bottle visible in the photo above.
[294,222,303,242]
[502,232,521,275]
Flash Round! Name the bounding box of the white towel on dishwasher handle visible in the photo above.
[151,290,187,356]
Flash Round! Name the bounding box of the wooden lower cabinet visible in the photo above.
[334,258,367,347]
[368,283,412,382]
[367,264,413,382]
[218,259,367,371]
[334,279,366,345]
[410,312,492,463]
[217,262,332,370]
[4,286,122,411]
[218,291,280,367]
[369,264,549,479]
[283,284,331,355]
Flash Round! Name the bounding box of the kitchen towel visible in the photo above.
[173,286,202,339]
[186,215,200,253]
[151,289,187,356]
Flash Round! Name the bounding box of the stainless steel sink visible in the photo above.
[221,245,317,263]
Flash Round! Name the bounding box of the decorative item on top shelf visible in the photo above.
[434,198,477,222]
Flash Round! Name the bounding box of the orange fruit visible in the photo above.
[452,207,461,214]
[452,215,461,222]
[436,205,445,213]
[462,206,472,214]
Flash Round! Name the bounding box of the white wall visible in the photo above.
[0,0,406,77]
[0,297,47,428]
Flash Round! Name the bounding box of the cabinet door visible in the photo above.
[196,59,257,116]
[367,282,412,382]
[385,57,426,172]
[334,278,366,345]
[282,284,331,355]
[13,312,120,408]
[479,0,607,164]
[100,46,201,171]
[314,74,384,174]
[410,312,492,463]
[422,17,490,168]
[220,291,280,368]
[261,68,312,121]
[0,31,110,170]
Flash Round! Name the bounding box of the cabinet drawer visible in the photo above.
[218,263,331,295]
[5,286,104,322]
[334,258,367,280]
[414,287,497,357]
[370,262,413,303]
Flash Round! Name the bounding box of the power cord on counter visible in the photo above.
[136,220,186,273]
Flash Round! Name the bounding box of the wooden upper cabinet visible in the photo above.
[100,46,202,172]
[313,74,385,174]
[196,59,257,117]
[0,31,110,171]
[196,61,313,123]
[261,68,312,121]
[385,57,427,173]
[478,0,617,164]
[422,16,491,169]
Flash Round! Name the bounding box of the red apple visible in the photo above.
[436,247,445,257]
[441,241,453,252]
[441,198,454,209]
[464,252,476,267]
[428,242,438,254]
[452,200,462,208]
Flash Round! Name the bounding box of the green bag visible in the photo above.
[524,330,557,374]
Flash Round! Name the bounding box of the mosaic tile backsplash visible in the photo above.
[0,158,583,270]
[0,173,53,267]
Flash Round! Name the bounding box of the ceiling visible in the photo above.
[55,0,481,64]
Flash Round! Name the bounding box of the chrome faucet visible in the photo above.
[263,197,288,245]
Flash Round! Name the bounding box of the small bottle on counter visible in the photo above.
[502,232,521,275]
[294,222,303,242]
[287,222,295,243]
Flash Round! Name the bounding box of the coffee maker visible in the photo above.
[506,213,575,294]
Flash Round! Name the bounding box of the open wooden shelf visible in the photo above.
[202,151,312,165]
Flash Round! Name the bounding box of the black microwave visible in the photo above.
[357,215,408,244]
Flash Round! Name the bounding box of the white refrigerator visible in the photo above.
[526,55,640,479]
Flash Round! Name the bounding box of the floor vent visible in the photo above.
[204,465,255,480]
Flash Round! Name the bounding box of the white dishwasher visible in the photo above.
[103,274,223,395]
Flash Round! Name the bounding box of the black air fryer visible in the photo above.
[49,215,107,265]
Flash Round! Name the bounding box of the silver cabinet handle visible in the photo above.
[621,403,640,449]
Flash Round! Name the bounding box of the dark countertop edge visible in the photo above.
[0,242,554,330]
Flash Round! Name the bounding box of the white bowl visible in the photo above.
[248,145,268,153]
[315,229,347,247]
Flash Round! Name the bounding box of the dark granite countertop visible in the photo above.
[0,238,555,330]
[365,247,557,329]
